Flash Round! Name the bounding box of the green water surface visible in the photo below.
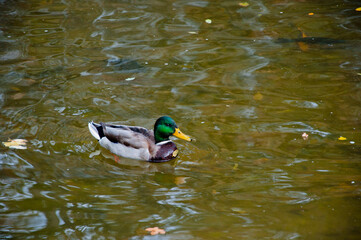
[1,0,361,239]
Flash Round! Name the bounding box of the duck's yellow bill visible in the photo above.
[173,128,192,141]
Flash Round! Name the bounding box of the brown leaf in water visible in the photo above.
[297,42,309,51]
[145,227,166,235]
[12,93,25,100]
[25,78,36,85]
[297,27,309,51]
[174,176,186,185]
[254,158,269,165]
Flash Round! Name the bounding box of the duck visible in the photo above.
[88,116,192,162]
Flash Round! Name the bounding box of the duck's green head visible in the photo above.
[154,116,191,143]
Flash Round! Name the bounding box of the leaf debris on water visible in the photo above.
[253,92,263,101]
[239,2,249,7]
[302,132,309,140]
[145,227,166,235]
[2,139,28,149]
[338,136,347,141]
[12,93,25,100]
[233,163,239,170]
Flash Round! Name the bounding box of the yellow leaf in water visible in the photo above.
[356,7,361,11]
[253,92,263,101]
[239,2,249,7]
[11,87,21,91]
[145,227,166,235]
[233,163,239,170]
[3,139,28,149]
[308,12,314,16]
[338,136,347,141]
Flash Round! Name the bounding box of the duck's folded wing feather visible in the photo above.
[101,123,154,149]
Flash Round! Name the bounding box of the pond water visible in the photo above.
[1,0,361,239]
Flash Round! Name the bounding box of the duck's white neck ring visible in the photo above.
[156,140,172,146]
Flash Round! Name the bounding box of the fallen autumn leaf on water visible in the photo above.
[145,227,166,235]
[302,132,309,140]
[239,2,249,7]
[2,139,28,149]
[253,92,263,101]
[338,136,347,141]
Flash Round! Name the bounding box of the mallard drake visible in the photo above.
[88,116,192,162]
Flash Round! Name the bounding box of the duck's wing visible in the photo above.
[101,123,155,149]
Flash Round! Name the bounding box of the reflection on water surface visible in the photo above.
[1,0,361,239]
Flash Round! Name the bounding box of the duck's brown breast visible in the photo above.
[149,141,178,163]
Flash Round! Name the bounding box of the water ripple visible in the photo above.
[0,210,47,233]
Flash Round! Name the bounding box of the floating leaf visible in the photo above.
[253,92,263,101]
[233,163,239,170]
[308,12,314,16]
[2,139,28,149]
[239,2,249,7]
[231,207,246,214]
[297,27,308,38]
[254,158,269,165]
[89,150,101,158]
[302,132,309,140]
[297,42,309,51]
[12,93,25,100]
[145,227,166,235]
[205,19,212,24]
[338,136,347,141]
[174,177,186,185]
[356,7,361,11]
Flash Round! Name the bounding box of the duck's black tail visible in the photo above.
[88,121,105,140]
